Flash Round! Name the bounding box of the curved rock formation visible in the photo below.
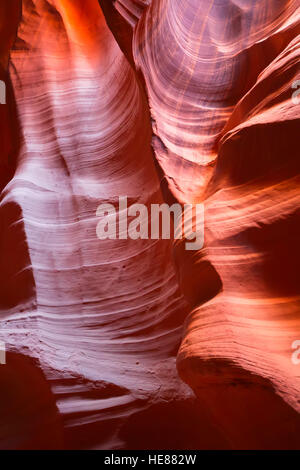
[0,0,299,450]
[177,33,300,448]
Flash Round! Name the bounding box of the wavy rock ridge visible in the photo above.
[0,0,299,450]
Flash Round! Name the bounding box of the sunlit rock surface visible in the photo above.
[0,0,299,449]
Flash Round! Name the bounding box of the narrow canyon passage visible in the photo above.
[0,0,299,450]
[1,0,225,450]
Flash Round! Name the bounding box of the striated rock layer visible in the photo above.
[0,0,299,449]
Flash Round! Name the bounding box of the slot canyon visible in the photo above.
[0,0,299,450]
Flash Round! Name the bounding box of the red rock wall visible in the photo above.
[0,0,299,450]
